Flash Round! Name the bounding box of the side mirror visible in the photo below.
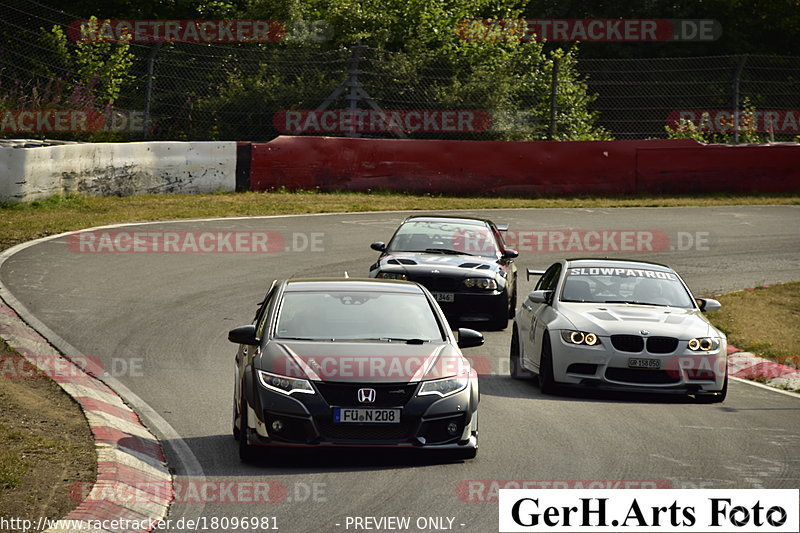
[502,249,519,259]
[696,298,721,313]
[457,328,484,349]
[527,290,553,304]
[370,241,386,252]
[228,325,260,346]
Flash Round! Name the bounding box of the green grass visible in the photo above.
[709,282,800,365]
[2,191,798,252]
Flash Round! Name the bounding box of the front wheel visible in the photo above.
[239,386,258,463]
[538,332,557,395]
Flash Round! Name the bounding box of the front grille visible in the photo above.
[605,368,680,384]
[410,276,460,292]
[314,382,418,407]
[315,418,415,441]
[646,336,678,354]
[611,335,644,352]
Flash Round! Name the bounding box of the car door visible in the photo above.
[523,262,562,372]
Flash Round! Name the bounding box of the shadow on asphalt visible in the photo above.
[479,374,706,404]
[167,434,477,474]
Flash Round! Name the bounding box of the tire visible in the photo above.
[508,282,518,319]
[239,386,258,463]
[510,326,533,380]
[696,372,728,404]
[538,332,557,395]
[232,399,240,440]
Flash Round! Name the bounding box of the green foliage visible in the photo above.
[666,99,768,144]
[44,17,134,105]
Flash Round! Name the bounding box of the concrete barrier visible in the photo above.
[249,136,800,196]
[0,141,237,202]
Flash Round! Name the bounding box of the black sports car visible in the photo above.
[228,277,483,461]
[369,215,518,330]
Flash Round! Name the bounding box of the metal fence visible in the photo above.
[2,0,799,142]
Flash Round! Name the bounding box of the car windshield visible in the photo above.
[275,290,445,341]
[560,266,695,308]
[387,220,499,258]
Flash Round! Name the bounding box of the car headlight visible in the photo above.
[417,375,469,397]
[561,330,601,346]
[257,370,315,395]
[463,277,498,290]
[688,337,720,351]
[377,272,407,280]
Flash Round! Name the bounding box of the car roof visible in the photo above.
[403,215,492,227]
[565,258,674,272]
[283,278,424,293]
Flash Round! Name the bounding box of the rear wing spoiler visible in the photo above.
[526,269,545,281]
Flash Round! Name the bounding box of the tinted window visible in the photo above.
[536,263,562,291]
[560,266,694,308]
[275,290,444,341]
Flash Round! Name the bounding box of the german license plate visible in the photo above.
[333,408,401,424]
[628,358,661,369]
[432,292,454,303]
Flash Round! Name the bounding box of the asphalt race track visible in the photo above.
[2,206,799,532]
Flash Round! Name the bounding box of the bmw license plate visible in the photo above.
[628,358,661,369]
[333,408,401,424]
[432,292,454,303]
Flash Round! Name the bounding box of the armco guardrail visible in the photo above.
[249,137,800,195]
[0,141,237,202]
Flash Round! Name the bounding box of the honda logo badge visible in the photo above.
[357,388,376,403]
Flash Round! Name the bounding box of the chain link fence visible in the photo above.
[2,0,799,143]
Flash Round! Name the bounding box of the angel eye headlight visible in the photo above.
[464,278,498,290]
[417,375,469,397]
[258,370,315,395]
[561,330,601,346]
[688,337,719,352]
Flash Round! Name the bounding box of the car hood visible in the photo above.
[557,303,716,339]
[376,252,500,277]
[258,340,470,383]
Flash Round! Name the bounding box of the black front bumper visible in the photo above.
[246,380,478,449]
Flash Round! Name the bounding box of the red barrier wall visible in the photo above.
[636,144,800,194]
[249,137,800,195]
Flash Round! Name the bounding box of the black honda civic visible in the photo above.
[369,215,518,329]
[228,277,483,461]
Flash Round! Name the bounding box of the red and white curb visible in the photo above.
[727,344,800,392]
[0,298,172,532]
